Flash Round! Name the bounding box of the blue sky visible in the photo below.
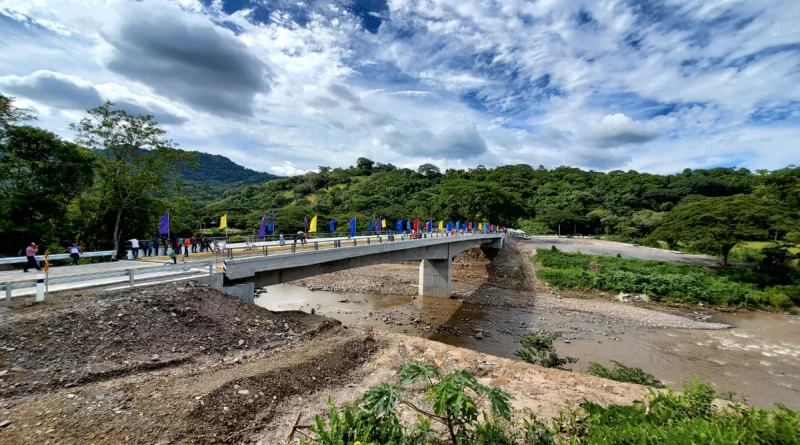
[1,0,798,175]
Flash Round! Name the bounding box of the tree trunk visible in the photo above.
[112,208,123,258]
[722,248,730,267]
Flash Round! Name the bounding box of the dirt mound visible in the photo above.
[0,283,338,397]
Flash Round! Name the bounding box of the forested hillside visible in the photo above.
[201,158,795,241]
[175,150,280,203]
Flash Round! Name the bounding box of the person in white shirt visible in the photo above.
[69,242,81,265]
[129,238,139,259]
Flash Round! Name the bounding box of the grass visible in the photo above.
[533,248,799,309]
[586,361,665,388]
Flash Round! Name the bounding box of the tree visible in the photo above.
[71,102,195,254]
[0,93,34,129]
[651,194,790,265]
[417,163,441,178]
[0,126,95,254]
[356,157,374,172]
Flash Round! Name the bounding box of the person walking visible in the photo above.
[184,237,191,257]
[129,238,139,259]
[177,237,183,254]
[140,239,149,258]
[69,242,81,265]
[191,235,197,253]
[151,236,159,256]
[279,234,285,246]
[168,247,177,264]
[24,242,41,272]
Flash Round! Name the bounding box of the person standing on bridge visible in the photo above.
[128,238,139,259]
[151,236,159,256]
[140,239,149,258]
[184,237,191,257]
[69,242,81,265]
[23,242,41,272]
[191,235,197,253]
[279,234,285,246]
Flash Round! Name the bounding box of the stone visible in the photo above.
[615,293,631,303]
[475,332,484,340]
[151,354,160,361]
[0,420,10,428]
[635,294,651,302]
[237,390,250,395]
[238,339,245,346]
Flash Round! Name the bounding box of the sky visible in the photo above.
[1,0,798,176]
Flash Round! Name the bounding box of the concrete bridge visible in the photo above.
[223,233,505,298]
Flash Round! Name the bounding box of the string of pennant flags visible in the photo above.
[157,212,506,238]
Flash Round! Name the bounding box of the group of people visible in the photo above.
[22,241,82,272]
[128,235,220,260]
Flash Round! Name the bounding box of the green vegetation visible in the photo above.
[306,364,800,444]
[535,248,799,309]
[514,332,578,370]
[586,361,665,388]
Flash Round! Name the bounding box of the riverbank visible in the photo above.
[0,284,654,444]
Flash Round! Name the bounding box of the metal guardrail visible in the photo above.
[220,231,499,259]
[0,250,117,265]
[0,261,213,307]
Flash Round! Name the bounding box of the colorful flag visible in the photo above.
[258,214,267,238]
[303,217,308,232]
[413,219,419,230]
[349,217,357,238]
[478,222,483,231]
[220,214,228,229]
[329,218,335,232]
[406,220,411,230]
[376,217,382,234]
[438,220,443,230]
[158,213,169,236]
[309,215,318,233]
[396,219,403,232]
[426,220,432,232]
[381,218,386,229]
[368,220,374,232]
[268,215,275,232]
[468,221,473,231]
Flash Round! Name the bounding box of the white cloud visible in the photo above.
[270,161,315,176]
[0,0,797,174]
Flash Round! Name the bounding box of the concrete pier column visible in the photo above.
[418,258,452,298]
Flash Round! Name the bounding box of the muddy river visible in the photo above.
[256,284,800,409]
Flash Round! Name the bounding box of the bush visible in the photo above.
[515,332,577,370]
[586,361,665,388]
[533,249,798,309]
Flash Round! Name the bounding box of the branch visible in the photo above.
[402,399,447,425]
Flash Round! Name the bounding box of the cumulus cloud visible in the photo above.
[101,1,271,117]
[381,123,488,158]
[270,161,315,176]
[0,70,103,110]
[586,114,660,148]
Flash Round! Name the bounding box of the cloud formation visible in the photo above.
[0,0,798,174]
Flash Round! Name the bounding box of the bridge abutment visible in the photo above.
[418,258,452,298]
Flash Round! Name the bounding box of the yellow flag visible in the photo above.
[478,223,482,231]
[309,215,318,233]
[381,218,386,228]
[438,220,443,230]
[220,214,228,229]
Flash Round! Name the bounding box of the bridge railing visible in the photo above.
[0,250,117,265]
[220,231,498,259]
[0,261,214,306]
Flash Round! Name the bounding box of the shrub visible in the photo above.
[514,332,577,370]
[586,361,665,388]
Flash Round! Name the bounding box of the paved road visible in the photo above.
[521,236,722,266]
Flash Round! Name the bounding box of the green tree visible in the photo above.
[651,194,790,265]
[0,93,34,129]
[71,102,195,254]
[0,125,95,254]
[417,163,441,178]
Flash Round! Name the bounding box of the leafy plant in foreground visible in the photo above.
[586,361,665,388]
[514,332,578,370]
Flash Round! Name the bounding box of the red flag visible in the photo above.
[468,222,473,230]
[413,218,419,230]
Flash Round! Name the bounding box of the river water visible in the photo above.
[256,284,800,409]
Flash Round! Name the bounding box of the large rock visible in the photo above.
[615,292,631,303]
[635,294,651,302]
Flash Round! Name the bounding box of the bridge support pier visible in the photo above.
[418,258,452,298]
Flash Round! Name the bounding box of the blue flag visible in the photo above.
[376,217,382,234]
[267,215,274,232]
[349,217,357,238]
[406,220,411,230]
[158,213,169,236]
[329,218,335,233]
[396,219,403,232]
[368,220,374,232]
[258,214,267,238]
